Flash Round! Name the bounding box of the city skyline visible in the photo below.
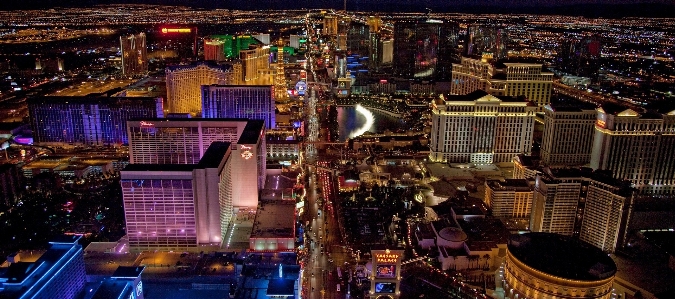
[0,4,673,299]
[0,0,674,17]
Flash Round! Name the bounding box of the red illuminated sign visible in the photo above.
[596,120,606,128]
[140,121,154,127]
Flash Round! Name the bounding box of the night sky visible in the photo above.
[1,0,673,17]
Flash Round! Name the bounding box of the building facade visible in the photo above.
[122,143,232,251]
[128,118,248,164]
[204,38,226,61]
[485,179,533,219]
[530,168,634,252]
[202,85,276,129]
[430,90,536,164]
[451,57,553,108]
[166,63,233,115]
[591,105,675,195]
[541,103,597,166]
[503,233,616,299]
[464,26,508,60]
[120,33,148,77]
[393,19,459,80]
[28,96,163,146]
[0,236,86,299]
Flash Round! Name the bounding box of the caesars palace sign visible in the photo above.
[375,252,400,264]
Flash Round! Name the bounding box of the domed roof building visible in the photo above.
[502,233,617,299]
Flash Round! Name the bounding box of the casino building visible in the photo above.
[123,119,266,251]
[202,85,276,129]
[502,233,616,299]
[28,96,164,146]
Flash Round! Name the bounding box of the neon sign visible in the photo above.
[241,150,253,160]
[596,120,606,128]
[140,121,154,127]
[161,28,192,34]
[241,145,252,150]
[375,253,400,264]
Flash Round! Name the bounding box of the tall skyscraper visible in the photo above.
[429,90,536,164]
[122,142,232,251]
[0,236,86,299]
[347,22,369,56]
[323,15,338,36]
[165,62,233,115]
[393,19,459,79]
[124,119,266,251]
[120,33,147,77]
[558,35,603,80]
[591,104,675,194]
[28,96,163,146]
[541,101,597,167]
[451,57,554,108]
[204,38,226,61]
[530,168,634,252]
[239,45,271,84]
[274,40,287,102]
[202,85,276,129]
[464,26,509,60]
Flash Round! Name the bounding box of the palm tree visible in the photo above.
[483,254,491,269]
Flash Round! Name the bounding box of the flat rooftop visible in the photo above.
[508,233,616,281]
[250,200,295,239]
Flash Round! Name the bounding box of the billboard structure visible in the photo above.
[370,249,403,299]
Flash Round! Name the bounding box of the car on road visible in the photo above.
[328,258,333,263]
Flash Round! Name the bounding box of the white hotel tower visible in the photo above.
[429,90,536,164]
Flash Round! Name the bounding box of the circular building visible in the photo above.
[503,233,616,299]
[437,227,468,249]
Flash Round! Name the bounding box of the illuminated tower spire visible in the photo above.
[274,39,288,102]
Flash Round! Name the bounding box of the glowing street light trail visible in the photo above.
[349,104,375,139]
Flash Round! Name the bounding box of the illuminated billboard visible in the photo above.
[374,282,396,293]
[295,81,307,96]
[376,265,396,278]
[161,28,192,34]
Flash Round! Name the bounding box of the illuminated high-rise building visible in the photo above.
[202,85,276,129]
[239,45,271,84]
[323,15,338,36]
[591,104,675,194]
[124,120,266,251]
[429,90,536,164]
[541,101,597,167]
[128,118,255,165]
[204,38,226,61]
[558,35,603,80]
[122,142,232,252]
[347,23,369,56]
[485,179,533,219]
[530,168,634,252]
[464,26,509,60]
[120,33,147,77]
[0,236,86,299]
[274,39,287,102]
[451,57,554,108]
[393,19,459,79]
[165,62,233,115]
[28,96,163,146]
[368,15,381,33]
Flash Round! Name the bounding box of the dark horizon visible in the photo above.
[1,0,675,18]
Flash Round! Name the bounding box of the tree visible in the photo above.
[483,254,491,269]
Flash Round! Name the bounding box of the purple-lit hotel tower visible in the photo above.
[0,236,86,299]
[123,119,266,251]
[28,96,163,146]
[202,85,276,129]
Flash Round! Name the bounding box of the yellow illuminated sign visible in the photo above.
[161,28,192,34]
[375,253,400,264]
